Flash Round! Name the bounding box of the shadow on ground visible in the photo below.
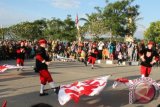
[18,71,61,76]
[0,87,130,107]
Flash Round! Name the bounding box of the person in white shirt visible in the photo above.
[98,41,104,59]
[118,52,123,65]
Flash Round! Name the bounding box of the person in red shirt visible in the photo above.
[139,41,159,77]
[36,39,59,96]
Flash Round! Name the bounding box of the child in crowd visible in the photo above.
[117,52,123,65]
[102,47,109,60]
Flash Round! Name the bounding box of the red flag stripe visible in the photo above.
[2,100,7,107]
[58,76,110,105]
[76,14,79,24]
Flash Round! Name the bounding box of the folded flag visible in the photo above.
[58,75,111,105]
[112,78,133,88]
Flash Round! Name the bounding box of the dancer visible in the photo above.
[87,43,98,69]
[36,39,59,96]
[139,41,159,77]
[16,41,25,70]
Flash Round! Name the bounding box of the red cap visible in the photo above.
[148,41,154,45]
[38,39,47,45]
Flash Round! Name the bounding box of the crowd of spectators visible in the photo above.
[0,40,36,60]
[0,40,159,65]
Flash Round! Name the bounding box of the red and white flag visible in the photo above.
[0,64,34,73]
[112,78,133,88]
[0,65,21,73]
[75,14,79,30]
[0,65,8,73]
[58,75,111,105]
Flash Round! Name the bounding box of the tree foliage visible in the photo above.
[80,8,107,38]
[80,0,140,39]
[0,16,77,41]
[144,21,160,43]
[0,0,140,41]
[103,0,140,37]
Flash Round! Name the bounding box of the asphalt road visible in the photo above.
[0,59,160,107]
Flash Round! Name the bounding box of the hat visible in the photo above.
[148,41,154,45]
[38,39,47,45]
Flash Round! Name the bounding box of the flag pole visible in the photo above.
[76,14,81,44]
[77,27,81,44]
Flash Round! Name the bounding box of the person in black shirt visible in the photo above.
[139,41,159,77]
[36,39,59,96]
[16,41,25,67]
[87,43,98,69]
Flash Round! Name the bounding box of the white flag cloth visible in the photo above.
[0,64,33,73]
[58,75,111,105]
[0,65,20,73]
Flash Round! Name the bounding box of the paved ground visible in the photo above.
[0,59,160,107]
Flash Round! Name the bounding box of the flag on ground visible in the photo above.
[0,65,8,73]
[0,65,19,73]
[58,75,111,105]
[0,64,33,73]
[112,78,133,88]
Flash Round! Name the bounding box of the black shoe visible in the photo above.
[52,86,60,95]
[34,67,39,73]
[84,61,87,66]
[39,92,48,96]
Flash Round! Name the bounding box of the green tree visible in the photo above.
[103,0,140,37]
[9,19,47,40]
[63,15,77,41]
[44,17,64,40]
[144,21,160,43]
[7,16,77,41]
[80,7,107,39]
[0,27,8,40]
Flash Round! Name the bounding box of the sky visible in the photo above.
[0,0,160,38]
